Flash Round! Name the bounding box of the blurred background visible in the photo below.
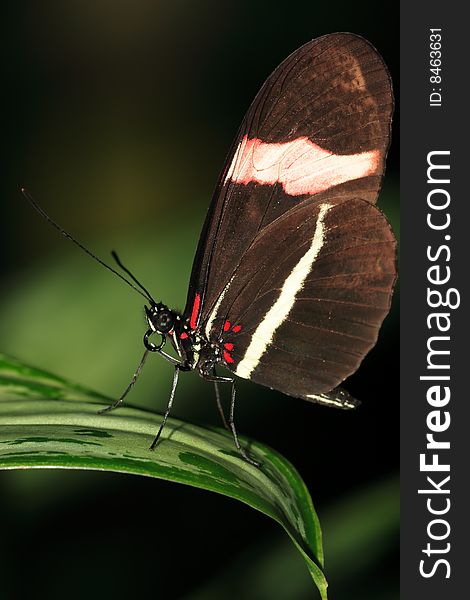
[1,2,398,599]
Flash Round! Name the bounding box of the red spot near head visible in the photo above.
[232,325,241,333]
[224,343,234,351]
[223,320,231,332]
[180,332,188,339]
[223,351,234,364]
[190,293,201,330]
[168,330,174,336]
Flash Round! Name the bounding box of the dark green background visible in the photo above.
[1,2,398,599]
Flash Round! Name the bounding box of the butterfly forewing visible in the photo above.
[183,33,395,401]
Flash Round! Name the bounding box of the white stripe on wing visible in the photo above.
[235,202,332,379]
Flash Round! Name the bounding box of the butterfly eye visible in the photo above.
[156,311,173,333]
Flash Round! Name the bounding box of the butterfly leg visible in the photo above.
[203,373,259,467]
[98,345,186,415]
[149,364,181,450]
[212,367,229,431]
[98,349,149,414]
[228,381,260,468]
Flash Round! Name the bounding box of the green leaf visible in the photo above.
[0,353,328,598]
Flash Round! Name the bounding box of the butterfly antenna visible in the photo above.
[111,250,157,304]
[21,187,153,302]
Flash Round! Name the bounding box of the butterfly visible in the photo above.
[24,33,396,466]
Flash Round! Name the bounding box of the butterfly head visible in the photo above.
[145,303,175,335]
[143,303,176,352]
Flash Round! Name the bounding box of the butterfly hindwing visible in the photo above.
[204,197,396,397]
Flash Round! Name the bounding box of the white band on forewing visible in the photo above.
[225,135,379,196]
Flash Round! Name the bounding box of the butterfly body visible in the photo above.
[144,303,239,378]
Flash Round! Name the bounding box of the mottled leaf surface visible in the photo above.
[0,353,327,598]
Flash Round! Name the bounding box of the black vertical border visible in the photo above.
[401,2,467,597]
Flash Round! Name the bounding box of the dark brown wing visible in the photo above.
[183,33,393,329]
[204,196,396,398]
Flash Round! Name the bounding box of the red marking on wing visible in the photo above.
[223,320,231,332]
[190,293,201,330]
[225,135,380,196]
[232,325,241,333]
[224,343,234,351]
[180,332,188,339]
[223,351,234,364]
